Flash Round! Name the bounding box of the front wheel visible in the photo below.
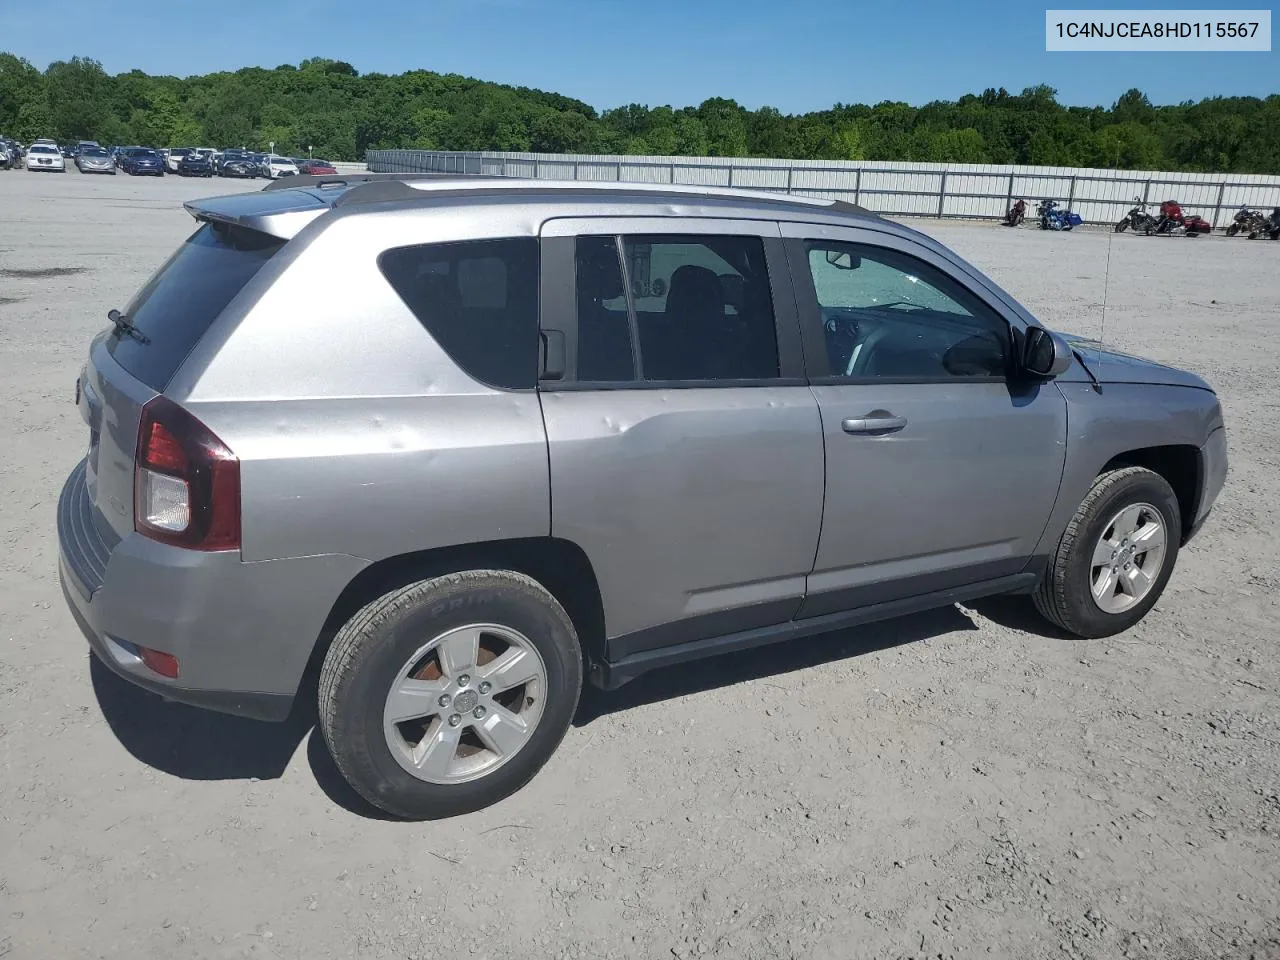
[1225,223,1240,237]
[1114,218,1130,232]
[1034,466,1180,638]
[318,570,583,819]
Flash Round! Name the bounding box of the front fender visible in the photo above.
[1033,382,1223,557]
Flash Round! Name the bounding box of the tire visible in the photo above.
[318,570,583,819]
[1114,219,1129,232]
[1034,466,1181,639]
[1226,224,1240,237]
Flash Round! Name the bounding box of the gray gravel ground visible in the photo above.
[1,168,1278,960]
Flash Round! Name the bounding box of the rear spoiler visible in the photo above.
[182,190,332,240]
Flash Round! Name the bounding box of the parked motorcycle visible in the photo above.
[1037,199,1083,231]
[1003,198,1027,227]
[1145,200,1210,237]
[1225,205,1267,237]
[1114,197,1156,233]
[1250,207,1280,240]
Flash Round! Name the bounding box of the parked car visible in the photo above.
[25,143,65,172]
[261,154,299,179]
[177,152,214,177]
[218,154,258,178]
[121,149,165,177]
[75,146,117,175]
[297,158,338,175]
[165,147,194,173]
[114,145,143,168]
[57,176,1228,820]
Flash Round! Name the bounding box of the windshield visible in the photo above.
[82,148,109,158]
[29,145,58,154]
[106,221,285,390]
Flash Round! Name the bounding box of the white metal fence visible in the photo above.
[366,149,1280,229]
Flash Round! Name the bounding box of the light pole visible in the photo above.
[269,140,275,156]
[308,144,313,158]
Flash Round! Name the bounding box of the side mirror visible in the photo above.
[825,249,861,270]
[1021,326,1073,378]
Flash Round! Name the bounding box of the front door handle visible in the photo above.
[842,415,907,435]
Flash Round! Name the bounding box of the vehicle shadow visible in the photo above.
[90,604,979,819]
[89,655,399,819]
[573,605,977,725]
[89,655,314,781]
[968,594,1075,641]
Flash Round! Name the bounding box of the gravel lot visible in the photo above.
[1,167,1278,960]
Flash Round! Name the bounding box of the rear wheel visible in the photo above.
[318,570,583,819]
[1034,466,1180,638]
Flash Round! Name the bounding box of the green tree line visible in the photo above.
[2,52,1278,172]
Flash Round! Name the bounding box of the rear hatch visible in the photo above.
[77,219,286,548]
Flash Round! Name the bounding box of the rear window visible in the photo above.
[106,221,283,390]
[379,237,540,390]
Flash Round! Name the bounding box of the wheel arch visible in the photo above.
[304,537,607,687]
[1099,444,1201,542]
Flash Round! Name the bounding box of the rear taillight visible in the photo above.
[134,396,241,551]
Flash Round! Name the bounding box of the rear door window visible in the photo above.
[573,234,780,383]
[379,238,541,390]
[106,221,283,390]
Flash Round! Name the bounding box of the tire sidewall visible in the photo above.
[1064,472,1181,635]
[328,577,581,818]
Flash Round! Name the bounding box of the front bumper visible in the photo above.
[57,460,368,721]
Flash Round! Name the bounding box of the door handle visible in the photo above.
[842,415,907,435]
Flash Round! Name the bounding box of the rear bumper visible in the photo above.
[57,460,369,721]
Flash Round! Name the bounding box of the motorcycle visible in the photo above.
[1037,199,1083,231]
[1114,197,1156,233]
[1250,208,1280,240]
[1145,200,1210,237]
[1003,198,1027,227]
[1225,206,1267,237]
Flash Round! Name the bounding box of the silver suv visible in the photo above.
[57,174,1228,818]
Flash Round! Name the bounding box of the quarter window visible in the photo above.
[380,238,540,389]
[573,234,780,383]
[805,242,1008,380]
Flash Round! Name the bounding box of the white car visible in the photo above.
[26,143,65,172]
[262,154,299,179]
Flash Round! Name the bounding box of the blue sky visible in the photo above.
[1,0,1275,111]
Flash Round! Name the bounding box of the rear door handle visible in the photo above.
[842,415,907,435]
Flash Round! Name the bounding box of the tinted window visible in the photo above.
[107,222,283,390]
[380,238,540,390]
[805,242,1008,380]
[573,234,779,384]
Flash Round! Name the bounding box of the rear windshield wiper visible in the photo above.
[108,308,150,345]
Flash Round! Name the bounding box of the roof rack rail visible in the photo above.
[259,171,480,193]
[324,176,882,219]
